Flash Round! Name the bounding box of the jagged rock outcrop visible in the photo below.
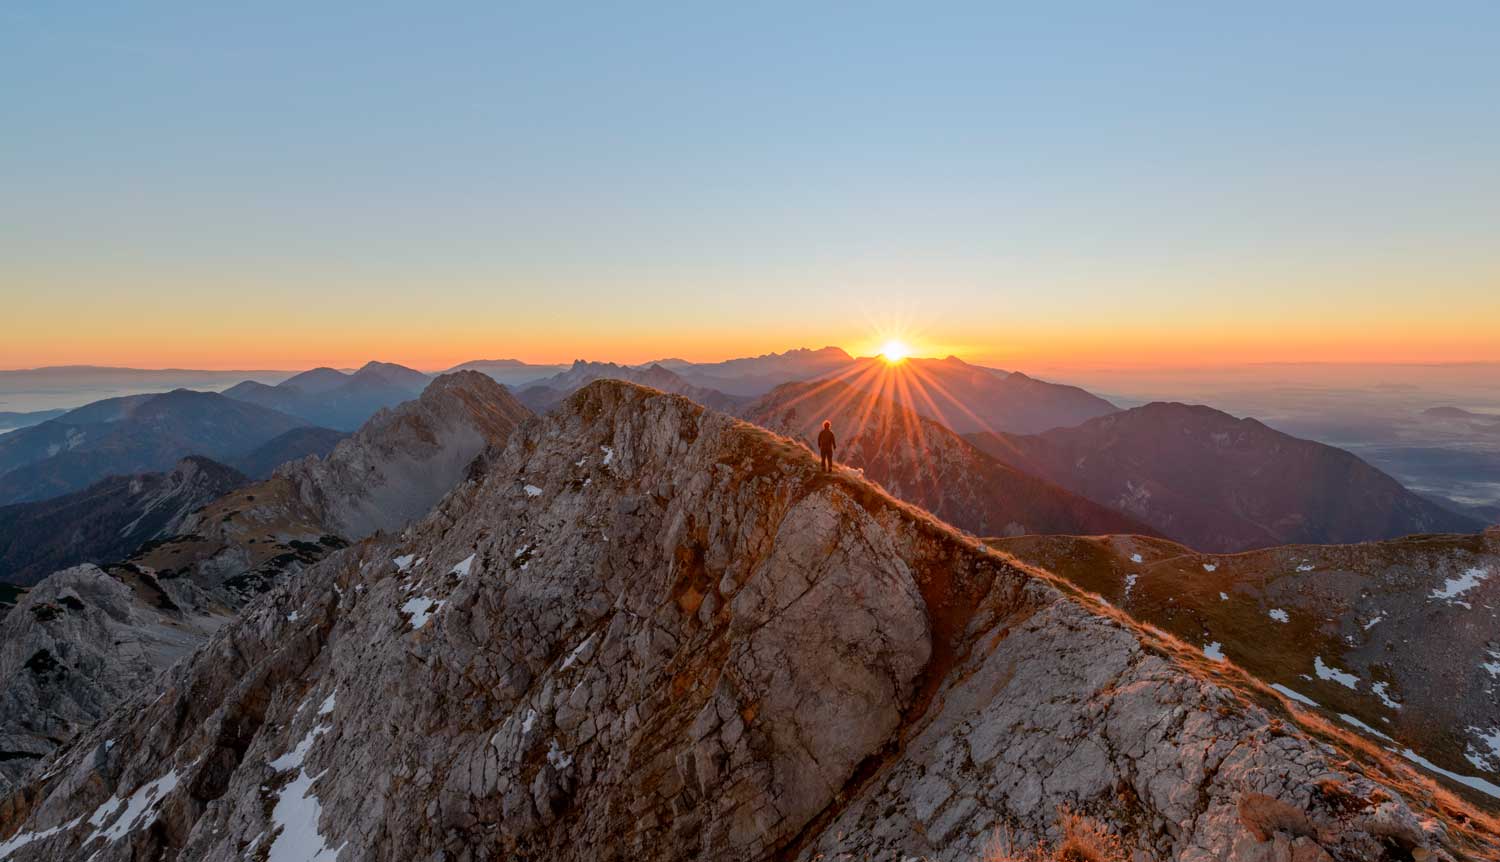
[0,564,231,793]
[993,530,1500,808]
[0,373,528,799]
[137,370,530,587]
[0,381,1494,862]
[0,457,247,586]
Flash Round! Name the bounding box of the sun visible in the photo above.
[879,339,910,364]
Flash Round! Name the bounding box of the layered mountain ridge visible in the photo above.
[0,381,1493,861]
[970,401,1485,552]
[0,457,248,585]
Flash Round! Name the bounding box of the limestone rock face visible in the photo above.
[0,382,1494,862]
[0,564,228,793]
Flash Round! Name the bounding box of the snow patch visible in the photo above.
[1202,562,1217,572]
[1431,566,1490,604]
[1464,726,1500,772]
[1314,656,1359,690]
[1363,614,1384,630]
[1372,681,1402,710]
[1129,553,1142,564]
[560,633,595,670]
[1219,592,1229,601]
[1483,647,1500,677]
[1397,748,1500,800]
[265,710,344,862]
[1123,574,1138,599]
[521,709,538,735]
[1202,642,1226,662]
[1339,713,1393,741]
[547,738,573,770]
[1268,608,1289,623]
[1271,684,1320,708]
[86,767,182,844]
[1296,563,1315,572]
[0,815,83,860]
[286,610,299,623]
[451,554,475,578]
[601,445,614,466]
[392,554,416,572]
[523,484,544,497]
[401,596,444,630]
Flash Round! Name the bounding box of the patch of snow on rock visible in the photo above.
[1464,726,1500,772]
[1123,574,1138,599]
[1268,608,1289,623]
[1339,713,1393,741]
[1314,655,1359,690]
[1271,684,1320,708]
[400,596,444,630]
[601,445,614,466]
[1397,748,1500,800]
[547,738,573,770]
[560,633,595,670]
[451,554,476,577]
[1202,562,1217,572]
[1219,592,1229,601]
[87,766,182,844]
[1202,642,1225,662]
[1431,566,1489,604]
[1130,553,1142,564]
[392,554,416,573]
[1372,681,1402,710]
[524,484,544,497]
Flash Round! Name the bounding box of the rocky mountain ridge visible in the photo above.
[0,381,1494,861]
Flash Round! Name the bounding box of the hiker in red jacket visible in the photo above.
[817,420,836,472]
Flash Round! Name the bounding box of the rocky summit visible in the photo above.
[0,381,1496,862]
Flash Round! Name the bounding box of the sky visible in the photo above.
[3,2,1499,371]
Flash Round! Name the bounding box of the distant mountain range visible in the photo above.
[647,346,855,396]
[0,390,315,505]
[0,456,248,585]
[441,358,570,387]
[969,402,1485,552]
[221,361,432,430]
[515,361,745,414]
[743,380,1156,538]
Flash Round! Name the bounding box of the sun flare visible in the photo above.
[879,340,910,363]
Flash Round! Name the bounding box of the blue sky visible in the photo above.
[3,2,1498,368]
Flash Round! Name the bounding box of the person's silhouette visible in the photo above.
[817,420,836,472]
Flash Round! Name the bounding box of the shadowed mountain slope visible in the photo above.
[0,457,247,586]
[821,355,1119,435]
[969,401,1484,552]
[0,381,1493,861]
[742,379,1159,539]
[222,361,432,430]
[0,391,309,506]
[992,530,1500,808]
[226,426,350,479]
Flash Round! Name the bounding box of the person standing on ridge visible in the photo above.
[817,420,836,472]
